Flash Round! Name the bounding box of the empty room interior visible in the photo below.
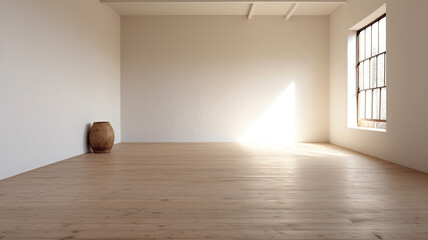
[1,0,428,239]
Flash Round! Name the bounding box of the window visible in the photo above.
[356,14,386,129]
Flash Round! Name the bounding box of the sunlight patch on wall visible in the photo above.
[240,82,295,145]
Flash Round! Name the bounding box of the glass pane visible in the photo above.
[378,54,385,87]
[372,22,379,55]
[359,65,364,90]
[373,89,380,119]
[366,90,372,119]
[364,60,370,89]
[359,30,365,60]
[381,88,387,120]
[376,122,386,130]
[366,26,372,58]
[359,91,365,119]
[370,58,377,88]
[379,17,386,53]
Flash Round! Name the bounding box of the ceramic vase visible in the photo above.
[89,122,115,153]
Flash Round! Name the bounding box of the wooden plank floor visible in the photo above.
[1,143,428,240]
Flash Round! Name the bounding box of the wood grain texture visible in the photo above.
[88,122,115,153]
[1,143,428,239]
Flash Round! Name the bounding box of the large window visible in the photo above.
[356,14,386,129]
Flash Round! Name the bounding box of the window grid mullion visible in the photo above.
[379,88,382,121]
[356,15,386,127]
[370,25,373,119]
[357,51,386,65]
[356,32,360,121]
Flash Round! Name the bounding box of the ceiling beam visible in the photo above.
[285,3,299,20]
[101,0,346,3]
[247,3,256,19]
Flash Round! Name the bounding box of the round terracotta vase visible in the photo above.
[89,122,115,153]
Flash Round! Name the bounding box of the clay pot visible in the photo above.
[89,122,115,153]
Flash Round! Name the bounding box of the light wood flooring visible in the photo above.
[1,143,428,240]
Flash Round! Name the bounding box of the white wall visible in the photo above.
[121,16,329,143]
[0,0,121,180]
[330,0,428,173]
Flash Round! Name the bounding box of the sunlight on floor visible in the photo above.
[238,142,351,157]
[240,82,295,145]
[284,144,351,157]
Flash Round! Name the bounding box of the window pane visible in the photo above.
[359,30,365,60]
[376,122,386,130]
[366,90,372,119]
[372,22,379,55]
[370,58,377,88]
[364,60,370,89]
[381,88,387,120]
[359,91,365,119]
[373,88,380,119]
[379,17,386,53]
[366,26,372,58]
[378,54,385,87]
[356,16,387,128]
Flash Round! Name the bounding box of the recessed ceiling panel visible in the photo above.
[293,3,341,16]
[104,2,344,16]
[252,3,293,16]
[108,2,250,16]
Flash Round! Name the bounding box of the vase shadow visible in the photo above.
[84,123,92,153]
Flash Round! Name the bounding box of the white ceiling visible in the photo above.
[102,0,346,17]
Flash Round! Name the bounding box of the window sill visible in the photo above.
[348,126,386,133]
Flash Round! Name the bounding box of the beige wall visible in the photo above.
[0,0,121,179]
[121,16,329,143]
[329,0,428,173]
